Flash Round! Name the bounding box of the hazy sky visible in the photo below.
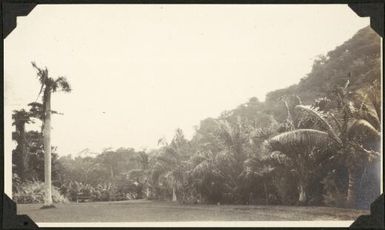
[4,4,369,157]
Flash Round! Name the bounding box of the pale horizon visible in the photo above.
[4,4,369,157]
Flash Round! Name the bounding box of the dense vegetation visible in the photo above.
[12,26,381,209]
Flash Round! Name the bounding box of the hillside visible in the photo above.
[263,26,381,121]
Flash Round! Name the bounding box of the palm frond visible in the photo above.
[269,151,290,165]
[282,100,295,130]
[348,119,380,140]
[55,76,72,92]
[367,83,381,121]
[191,160,211,178]
[329,113,343,133]
[12,109,31,125]
[349,141,381,158]
[313,97,331,111]
[31,62,47,83]
[268,129,329,152]
[215,150,236,164]
[295,105,342,144]
[31,62,48,99]
[356,106,380,131]
[250,127,274,140]
[157,137,168,146]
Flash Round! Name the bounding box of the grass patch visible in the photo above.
[18,200,369,222]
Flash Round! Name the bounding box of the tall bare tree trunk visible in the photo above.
[264,182,269,205]
[15,123,28,180]
[110,166,114,179]
[20,124,28,179]
[172,186,177,202]
[346,168,359,208]
[43,92,53,206]
[298,182,307,204]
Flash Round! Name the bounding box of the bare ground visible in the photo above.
[17,199,369,222]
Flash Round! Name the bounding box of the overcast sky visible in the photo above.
[4,4,369,157]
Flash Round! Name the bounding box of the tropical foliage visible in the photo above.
[12,26,381,209]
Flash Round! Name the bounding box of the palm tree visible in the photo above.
[151,129,191,202]
[151,143,184,202]
[327,80,380,208]
[12,109,32,180]
[241,155,275,205]
[242,120,279,205]
[263,95,329,204]
[267,129,330,204]
[271,79,380,207]
[189,118,251,204]
[31,62,71,207]
[215,118,250,203]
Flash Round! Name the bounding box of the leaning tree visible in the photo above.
[31,62,71,207]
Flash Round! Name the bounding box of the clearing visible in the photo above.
[17,199,368,222]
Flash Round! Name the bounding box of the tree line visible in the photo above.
[12,26,381,209]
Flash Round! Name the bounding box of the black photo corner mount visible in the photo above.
[348,3,384,38]
[2,194,38,229]
[2,2,37,39]
[350,194,384,229]
[1,1,384,229]
[2,3,38,230]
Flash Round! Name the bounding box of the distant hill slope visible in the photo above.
[264,26,381,121]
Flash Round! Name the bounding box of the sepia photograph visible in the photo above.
[3,3,383,228]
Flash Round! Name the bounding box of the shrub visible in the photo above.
[13,180,69,204]
[58,179,145,202]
